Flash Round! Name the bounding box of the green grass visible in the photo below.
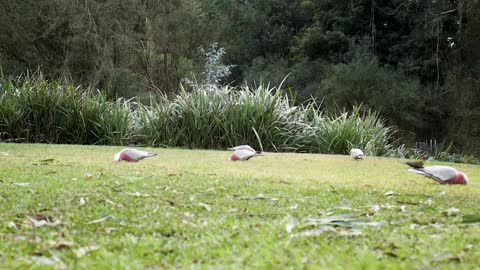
[0,143,479,269]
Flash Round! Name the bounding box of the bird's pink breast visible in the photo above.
[443,173,467,185]
[120,152,136,162]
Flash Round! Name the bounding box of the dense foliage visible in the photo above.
[0,0,478,155]
[0,75,392,155]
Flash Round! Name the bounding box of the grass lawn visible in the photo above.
[0,143,479,269]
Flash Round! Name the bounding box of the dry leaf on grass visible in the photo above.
[384,190,396,197]
[443,208,461,216]
[103,199,126,208]
[124,191,151,197]
[23,215,63,228]
[13,182,31,187]
[86,215,114,224]
[74,243,100,257]
[197,202,211,212]
[48,240,74,249]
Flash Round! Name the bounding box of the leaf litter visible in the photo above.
[74,243,100,258]
[23,214,64,228]
[287,212,383,238]
[86,215,115,224]
[234,193,279,201]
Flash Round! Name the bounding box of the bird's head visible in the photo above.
[447,172,469,185]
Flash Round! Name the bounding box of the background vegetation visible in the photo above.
[0,74,392,156]
[0,0,479,156]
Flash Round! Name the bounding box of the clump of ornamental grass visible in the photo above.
[0,73,133,145]
[1,72,394,155]
[312,107,393,155]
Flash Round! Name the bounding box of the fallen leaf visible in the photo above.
[103,199,125,208]
[236,194,279,201]
[400,205,407,213]
[86,215,114,224]
[119,175,145,180]
[198,202,211,212]
[31,256,56,265]
[384,190,396,197]
[7,221,17,229]
[289,204,299,210]
[24,215,63,228]
[422,198,433,206]
[48,240,74,249]
[105,227,117,234]
[431,252,464,263]
[437,191,446,197]
[337,229,362,237]
[13,182,31,187]
[181,220,198,227]
[74,243,100,257]
[178,212,194,221]
[285,217,298,233]
[409,223,419,229]
[124,192,151,197]
[84,173,93,180]
[293,226,336,237]
[443,208,461,216]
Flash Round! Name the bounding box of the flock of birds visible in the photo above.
[113,146,469,185]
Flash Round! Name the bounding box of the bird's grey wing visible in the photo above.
[123,149,143,161]
[408,168,443,183]
[421,166,458,181]
[244,153,263,160]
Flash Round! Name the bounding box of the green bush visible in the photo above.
[0,73,133,145]
[137,84,393,154]
[1,73,394,155]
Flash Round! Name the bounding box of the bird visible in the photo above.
[406,161,469,185]
[350,148,364,160]
[227,145,256,152]
[230,148,263,161]
[114,148,157,162]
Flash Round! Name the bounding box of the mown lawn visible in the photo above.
[0,143,479,269]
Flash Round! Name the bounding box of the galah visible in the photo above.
[227,145,256,152]
[230,149,263,161]
[114,148,157,162]
[406,162,469,185]
[350,148,364,160]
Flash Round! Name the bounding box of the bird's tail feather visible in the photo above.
[406,160,424,168]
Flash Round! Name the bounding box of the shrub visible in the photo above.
[0,73,133,145]
[1,73,395,155]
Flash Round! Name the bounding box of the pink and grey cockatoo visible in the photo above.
[230,148,263,161]
[228,145,263,161]
[227,145,256,152]
[406,161,469,185]
[350,148,364,160]
[114,148,157,162]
